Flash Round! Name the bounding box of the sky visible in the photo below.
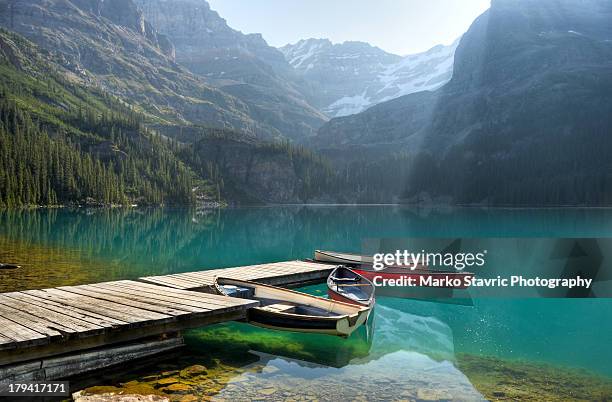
[207,0,491,55]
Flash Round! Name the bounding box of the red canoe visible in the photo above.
[327,266,375,307]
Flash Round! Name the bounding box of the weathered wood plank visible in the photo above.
[0,315,48,347]
[0,295,104,335]
[22,289,170,324]
[0,360,42,382]
[0,334,14,346]
[56,286,190,318]
[44,337,184,381]
[140,276,203,289]
[0,303,66,338]
[105,281,237,308]
[139,260,334,290]
[173,263,306,283]
[149,273,206,285]
[88,283,213,313]
[0,308,255,367]
[5,292,126,327]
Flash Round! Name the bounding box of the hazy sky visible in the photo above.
[207,0,491,55]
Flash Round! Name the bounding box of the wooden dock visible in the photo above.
[140,260,334,290]
[0,260,334,382]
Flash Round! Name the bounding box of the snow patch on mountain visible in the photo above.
[328,92,370,117]
[281,38,460,117]
[287,38,332,68]
[374,41,457,104]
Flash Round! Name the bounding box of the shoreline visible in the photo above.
[4,203,612,211]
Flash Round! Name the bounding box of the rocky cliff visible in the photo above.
[0,0,314,140]
[135,0,327,140]
[314,0,612,205]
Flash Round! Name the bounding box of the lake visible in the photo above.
[1,206,611,400]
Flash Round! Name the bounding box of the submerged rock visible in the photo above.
[457,354,612,401]
[155,378,178,387]
[258,387,278,396]
[160,383,191,394]
[179,365,207,378]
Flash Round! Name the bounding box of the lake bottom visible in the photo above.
[74,322,612,402]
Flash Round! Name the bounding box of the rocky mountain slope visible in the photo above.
[281,38,458,117]
[0,0,322,141]
[0,28,206,206]
[313,0,612,205]
[134,0,327,140]
[0,28,338,205]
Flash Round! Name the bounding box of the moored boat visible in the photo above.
[213,277,370,337]
[327,266,375,307]
[315,250,373,265]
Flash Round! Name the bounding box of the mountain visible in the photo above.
[0,29,338,206]
[0,0,324,141]
[280,38,458,117]
[134,0,327,140]
[0,28,206,207]
[313,0,612,206]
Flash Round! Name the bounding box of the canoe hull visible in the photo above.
[214,277,369,337]
[327,290,374,322]
[328,289,363,305]
[247,307,363,336]
[315,250,371,265]
[314,250,426,270]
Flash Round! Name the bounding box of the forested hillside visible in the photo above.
[179,131,336,204]
[0,98,193,207]
[0,30,204,207]
[0,30,335,207]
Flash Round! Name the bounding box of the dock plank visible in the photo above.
[0,315,48,347]
[106,281,237,308]
[0,295,104,334]
[22,288,170,324]
[0,303,65,338]
[5,292,127,327]
[56,286,188,318]
[139,260,334,291]
[140,276,204,290]
[0,333,14,344]
[88,283,213,313]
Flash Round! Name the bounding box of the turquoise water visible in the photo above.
[1,207,611,398]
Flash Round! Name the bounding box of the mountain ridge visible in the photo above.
[313,0,612,205]
[0,28,339,206]
[281,37,458,117]
[134,0,328,140]
[0,0,326,141]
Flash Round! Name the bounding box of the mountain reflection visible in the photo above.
[2,206,612,292]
